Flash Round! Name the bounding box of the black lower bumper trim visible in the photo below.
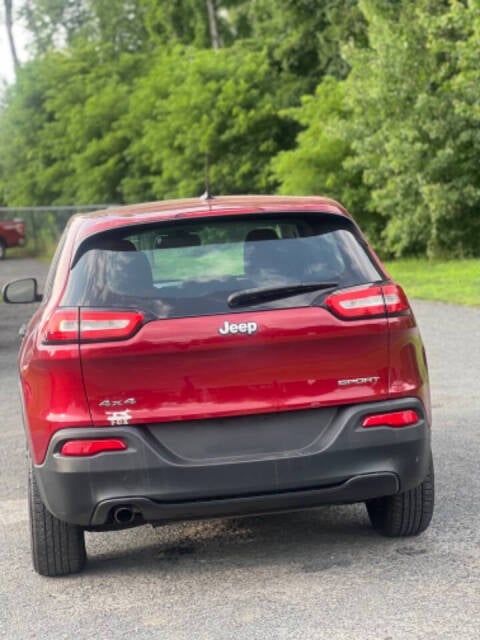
[90,472,399,526]
[35,398,430,527]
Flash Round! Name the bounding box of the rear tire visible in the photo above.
[366,456,434,537]
[0,239,6,260]
[28,462,86,576]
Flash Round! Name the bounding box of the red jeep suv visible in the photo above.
[3,196,434,576]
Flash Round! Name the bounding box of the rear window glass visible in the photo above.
[62,213,382,318]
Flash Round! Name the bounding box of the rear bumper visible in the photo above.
[34,398,431,527]
[5,234,25,247]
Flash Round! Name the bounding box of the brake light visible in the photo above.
[362,410,419,428]
[80,310,144,341]
[60,438,127,456]
[382,283,410,314]
[44,309,79,342]
[43,309,144,343]
[325,284,410,319]
[326,285,385,319]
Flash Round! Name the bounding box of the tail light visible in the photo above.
[43,309,144,343]
[325,283,410,320]
[60,438,127,456]
[362,409,419,428]
[382,283,410,314]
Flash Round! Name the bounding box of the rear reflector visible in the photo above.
[44,309,144,343]
[325,283,410,320]
[60,439,127,456]
[362,410,419,428]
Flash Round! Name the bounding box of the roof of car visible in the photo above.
[73,195,350,242]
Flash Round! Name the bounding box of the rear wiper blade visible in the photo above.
[228,282,338,308]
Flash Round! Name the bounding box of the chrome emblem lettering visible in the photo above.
[337,377,380,386]
[218,320,258,336]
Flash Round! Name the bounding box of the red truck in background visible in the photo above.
[0,219,26,259]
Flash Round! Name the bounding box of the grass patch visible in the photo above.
[384,259,480,306]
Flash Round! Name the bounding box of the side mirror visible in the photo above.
[2,278,43,304]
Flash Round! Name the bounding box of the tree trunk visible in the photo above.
[4,0,20,72]
[206,0,220,51]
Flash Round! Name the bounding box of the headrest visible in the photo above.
[108,251,153,295]
[244,228,283,283]
[156,232,201,248]
[91,238,137,251]
[245,228,279,243]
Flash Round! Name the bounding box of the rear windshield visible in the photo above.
[62,213,383,318]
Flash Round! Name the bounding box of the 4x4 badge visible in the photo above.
[218,320,257,336]
[99,398,136,407]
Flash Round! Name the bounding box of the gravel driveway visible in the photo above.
[0,257,479,639]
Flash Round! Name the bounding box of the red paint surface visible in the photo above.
[17,196,430,463]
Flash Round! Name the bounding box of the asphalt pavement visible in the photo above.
[0,257,479,639]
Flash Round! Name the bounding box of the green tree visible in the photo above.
[0,55,62,206]
[21,0,91,52]
[274,0,480,257]
[271,77,373,232]
[0,45,141,205]
[1,0,368,208]
[121,45,296,201]
[227,0,366,98]
[21,0,239,54]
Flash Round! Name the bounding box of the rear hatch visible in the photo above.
[60,212,390,426]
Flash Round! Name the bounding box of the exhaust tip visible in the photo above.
[113,506,135,525]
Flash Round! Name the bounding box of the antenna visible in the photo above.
[200,152,214,201]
